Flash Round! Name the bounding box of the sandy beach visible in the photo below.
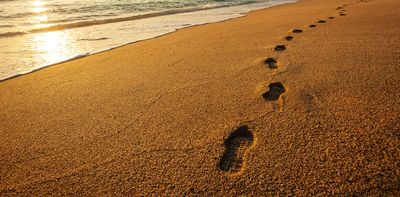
[1,0,399,195]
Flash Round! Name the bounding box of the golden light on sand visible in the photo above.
[33,31,71,64]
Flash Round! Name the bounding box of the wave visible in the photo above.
[0,31,28,37]
[0,25,14,28]
[0,53,90,82]
[78,37,109,41]
[0,1,255,38]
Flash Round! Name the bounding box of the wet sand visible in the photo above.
[1,0,399,195]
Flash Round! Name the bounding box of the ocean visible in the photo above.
[0,0,295,81]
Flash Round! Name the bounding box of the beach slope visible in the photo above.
[0,0,399,195]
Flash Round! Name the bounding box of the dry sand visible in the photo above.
[1,0,399,195]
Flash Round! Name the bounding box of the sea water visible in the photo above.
[0,0,296,81]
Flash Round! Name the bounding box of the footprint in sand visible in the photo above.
[265,58,278,69]
[262,82,286,101]
[218,125,254,173]
[291,29,303,33]
[309,24,317,28]
[283,36,294,41]
[303,93,316,113]
[339,13,346,16]
[317,20,327,23]
[274,45,287,52]
[328,16,335,19]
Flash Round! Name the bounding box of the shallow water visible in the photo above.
[0,0,296,81]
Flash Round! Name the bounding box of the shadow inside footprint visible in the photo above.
[309,24,317,28]
[218,125,254,173]
[263,82,286,101]
[317,20,326,23]
[339,13,346,16]
[328,16,335,19]
[292,29,303,33]
[265,58,278,69]
[284,36,294,41]
[274,45,287,51]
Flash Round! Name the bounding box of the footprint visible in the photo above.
[274,45,287,52]
[317,20,327,23]
[303,93,316,113]
[336,6,343,10]
[262,82,286,101]
[339,13,346,16]
[291,29,303,33]
[283,36,294,41]
[385,119,400,140]
[265,58,278,69]
[309,24,317,28]
[218,125,254,173]
[328,16,335,19]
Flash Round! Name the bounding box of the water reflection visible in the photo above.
[32,1,46,7]
[29,1,76,66]
[32,7,48,14]
[32,31,73,66]
[32,1,48,13]
[32,0,49,24]
[34,15,48,23]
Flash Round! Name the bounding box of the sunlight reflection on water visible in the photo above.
[32,1,48,13]
[32,1,46,7]
[31,1,49,24]
[32,31,74,66]
[24,2,77,67]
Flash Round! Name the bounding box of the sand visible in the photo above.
[1,0,399,195]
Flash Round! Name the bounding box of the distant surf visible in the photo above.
[1,2,257,38]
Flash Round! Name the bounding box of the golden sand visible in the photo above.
[0,0,399,195]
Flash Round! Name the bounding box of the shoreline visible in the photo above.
[1,0,399,195]
[0,0,296,82]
